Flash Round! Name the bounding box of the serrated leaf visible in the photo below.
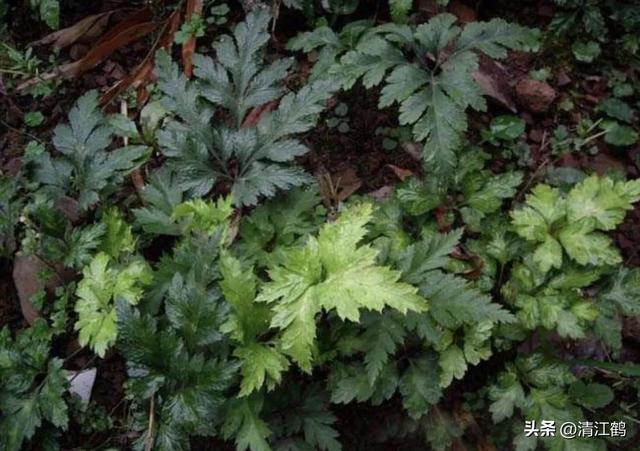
[156,17,337,207]
[35,91,148,210]
[235,343,289,396]
[438,344,467,387]
[399,353,442,418]
[257,203,426,372]
[420,271,514,329]
[396,229,462,284]
[566,175,640,230]
[223,397,272,451]
[488,369,526,422]
[75,253,153,357]
[568,381,613,409]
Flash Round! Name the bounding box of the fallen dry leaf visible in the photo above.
[316,165,362,207]
[386,164,413,181]
[31,10,121,50]
[241,100,279,128]
[18,9,157,90]
[182,0,204,77]
[368,185,394,202]
[473,56,517,113]
[13,255,69,325]
[100,7,182,106]
[449,0,476,23]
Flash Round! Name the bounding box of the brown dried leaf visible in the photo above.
[31,10,119,50]
[241,100,279,128]
[386,164,413,181]
[17,9,157,90]
[12,255,69,326]
[100,8,182,106]
[473,57,517,113]
[182,0,204,77]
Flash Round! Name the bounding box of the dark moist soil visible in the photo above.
[0,261,26,332]
[302,86,422,193]
[616,203,640,268]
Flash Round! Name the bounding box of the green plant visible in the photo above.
[376,125,412,150]
[511,175,640,272]
[293,14,537,176]
[2,44,41,74]
[31,91,149,210]
[155,10,338,206]
[0,175,24,256]
[255,202,426,372]
[29,0,59,29]
[206,1,230,25]
[287,19,374,82]
[4,4,640,450]
[74,232,152,356]
[174,14,206,44]
[24,111,44,127]
[0,321,69,451]
[551,0,640,61]
[326,101,350,132]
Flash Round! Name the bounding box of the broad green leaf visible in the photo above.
[399,353,442,418]
[568,381,614,409]
[438,344,467,387]
[235,343,289,396]
[75,253,152,356]
[257,203,426,372]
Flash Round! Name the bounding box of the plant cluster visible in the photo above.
[1,3,640,451]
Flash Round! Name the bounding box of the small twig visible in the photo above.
[515,130,555,202]
[144,395,156,451]
[0,68,31,76]
[0,118,46,145]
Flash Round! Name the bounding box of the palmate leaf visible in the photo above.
[0,175,23,255]
[133,168,188,236]
[117,303,238,449]
[34,91,148,210]
[223,396,272,451]
[361,312,407,385]
[0,358,69,451]
[270,385,342,451]
[488,367,526,423]
[257,203,426,372]
[600,267,640,316]
[220,253,271,343]
[512,176,640,272]
[165,274,228,351]
[396,229,462,284]
[336,13,535,175]
[75,252,153,357]
[234,343,289,396]
[329,362,398,405]
[421,271,514,328]
[155,11,338,206]
[194,9,292,127]
[565,175,640,230]
[287,20,374,82]
[399,353,442,419]
[237,186,324,267]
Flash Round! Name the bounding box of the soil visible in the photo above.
[0,261,26,332]
[303,86,422,194]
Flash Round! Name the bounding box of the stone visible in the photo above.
[515,78,557,113]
